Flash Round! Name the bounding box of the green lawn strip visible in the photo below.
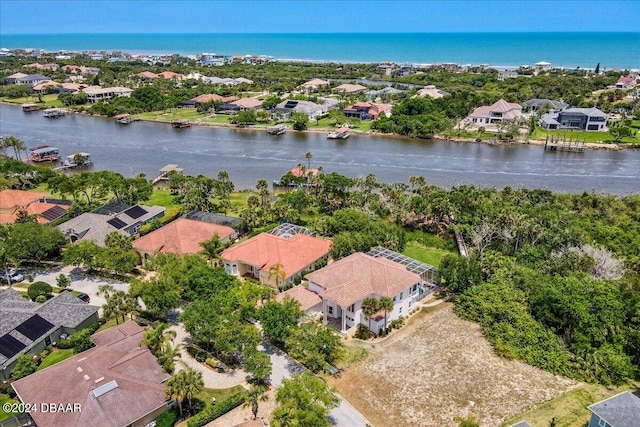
[37,348,75,371]
[531,127,640,144]
[0,394,19,421]
[401,241,451,268]
[144,189,182,210]
[500,382,640,427]
[176,386,246,427]
[1,94,62,108]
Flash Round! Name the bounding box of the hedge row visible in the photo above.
[186,393,245,427]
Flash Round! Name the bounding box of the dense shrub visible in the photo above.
[155,409,177,427]
[27,281,53,301]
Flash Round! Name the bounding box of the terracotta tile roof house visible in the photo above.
[342,102,391,120]
[0,189,69,224]
[158,71,184,80]
[334,83,367,94]
[132,218,236,261]
[275,284,323,314]
[413,85,450,99]
[221,233,331,288]
[138,71,159,79]
[57,204,165,246]
[467,99,522,125]
[587,391,640,427]
[11,321,171,427]
[616,76,637,89]
[220,97,264,111]
[0,288,99,380]
[306,252,423,334]
[300,78,330,91]
[190,93,239,106]
[290,166,319,178]
[32,80,59,92]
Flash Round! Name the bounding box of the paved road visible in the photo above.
[260,342,372,427]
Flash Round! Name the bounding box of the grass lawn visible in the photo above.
[144,189,181,210]
[531,126,640,145]
[0,394,19,422]
[175,385,245,427]
[500,381,640,427]
[38,348,75,371]
[228,191,252,214]
[0,94,63,108]
[401,241,452,268]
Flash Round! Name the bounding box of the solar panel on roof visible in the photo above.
[41,205,67,222]
[123,205,148,219]
[15,314,55,341]
[0,334,27,359]
[107,217,127,229]
[284,101,298,108]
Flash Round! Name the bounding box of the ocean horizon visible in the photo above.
[1,32,639,69]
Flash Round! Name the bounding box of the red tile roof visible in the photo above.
[12,321,169,427]
[132,218,235,255]
[138,71,159,79]
[290,166,319,178]
[306,252,420,307]
[192,93,238,104]
[221,233,331,279]
[275,284,323,311]
[0,189,46,210]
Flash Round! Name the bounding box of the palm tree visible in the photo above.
[182,368,204,412]
[165,372,188,418]
[305,151,312,171]
[379,296,394,335]
[200,234,223,266]
[158,342,182,374]
[243,384,268,420]
[268,263,287,290]
[361,296,380,333]
[140,322,177,357]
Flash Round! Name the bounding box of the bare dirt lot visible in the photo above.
[328,304,578,427]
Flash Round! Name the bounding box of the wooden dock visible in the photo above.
[544,135,586,153]
[171,119,191,129]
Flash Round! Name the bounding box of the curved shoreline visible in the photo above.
[1,100,628,151]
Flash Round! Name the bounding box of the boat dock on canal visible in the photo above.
[544,135,586,153]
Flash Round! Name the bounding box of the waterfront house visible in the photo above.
[413,85,450,99]
[467,99,522,125]
[272,99,329,120]
[342,102,391,120]
[0,189,69,225]
[83,86,133,103]
[57,204,165,246]
[534,61,552,74]
[219,97,264,112]
[14,74,50,86]
[185,93,239,108]
[221,224,331,288]
[305,252,424,334]
[32,80,60,93]
[522,98,568,113]
[132,217,236,262]
[11,321,171,427]
[377,61,396,75]
[393,67,412,77]
[0,288,99,380]
[540,107,608,131]
[586,391,640,427]
[334,83,367,94]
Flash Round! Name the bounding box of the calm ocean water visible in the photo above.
[1,32,639,69]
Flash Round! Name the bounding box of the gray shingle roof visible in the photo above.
[588,391,640,427]
[523,98,568,110]
[508,422,532,427]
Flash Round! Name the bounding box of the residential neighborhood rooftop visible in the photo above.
[587,391,640,427]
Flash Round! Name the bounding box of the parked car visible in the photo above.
[0,270,25,284]
[77,293,90,303]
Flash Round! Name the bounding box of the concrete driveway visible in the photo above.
[18,265,130,313]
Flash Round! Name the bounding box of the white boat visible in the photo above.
[43,108,66,118]
[327,127,350,139]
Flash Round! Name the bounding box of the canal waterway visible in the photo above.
[1,104,639,194]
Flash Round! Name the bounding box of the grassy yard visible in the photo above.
[143,188,182,217]
[0,394,19,422]
[0,94,63,108]
[175,385,245,427]
[401,241,452,268]
[531,127,640,145]
[38,348,75,371]
[500,381,640,427]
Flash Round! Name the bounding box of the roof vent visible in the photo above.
[92,380,118,398]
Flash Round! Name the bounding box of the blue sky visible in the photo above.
[1,1,639,34]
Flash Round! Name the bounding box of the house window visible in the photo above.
[328,306,334,315]
[400,292,403,300]
[412,284,417,293]
[598,419,610,427]
[348,304,355,312]
[45,336,51,346]
[399,307,402,314]
[231,264,237,275]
